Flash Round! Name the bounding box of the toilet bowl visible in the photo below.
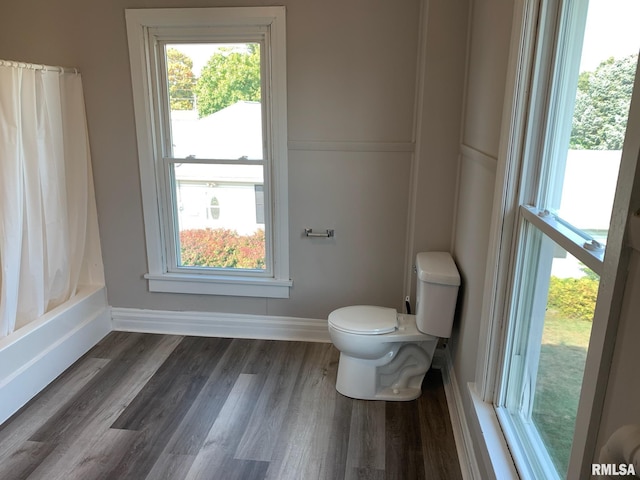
[328,252,460,401]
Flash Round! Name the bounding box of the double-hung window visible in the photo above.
[125,7,291,298]
[490,0,640,477]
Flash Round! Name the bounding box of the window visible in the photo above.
[491,0,640,477]
[255,185,265,224]
[209,196,220,220]
[125,7,291,298]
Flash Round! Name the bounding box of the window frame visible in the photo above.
[473,0,640,477]
[125,7,291,298]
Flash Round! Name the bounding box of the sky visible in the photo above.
[580,0,640,71]
[168,43,253,77]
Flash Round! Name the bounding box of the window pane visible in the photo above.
[174,163,266,270]
[504,226,598,477]
[546,0,640,245]
[165,43,263,160]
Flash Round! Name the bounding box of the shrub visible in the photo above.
[547,276,599,322]
[179,228,265,269]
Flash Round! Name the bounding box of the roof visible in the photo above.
[170,101,263,161]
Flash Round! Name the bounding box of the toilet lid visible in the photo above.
[328,305,398,335]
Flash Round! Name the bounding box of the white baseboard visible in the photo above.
[111,307,332,343]
[438,345,482,480]
[0,286,111,425]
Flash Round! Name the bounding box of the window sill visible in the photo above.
[144,272,292,298]
[468,384,520,480]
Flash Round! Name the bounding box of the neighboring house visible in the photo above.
[170,102,264,235]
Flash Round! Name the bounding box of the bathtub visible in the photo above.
[0,285,111,424]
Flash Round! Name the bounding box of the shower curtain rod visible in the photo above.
[0,59,78,74]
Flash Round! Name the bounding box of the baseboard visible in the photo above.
[111,307,332,343]
[0,286,111,425]
[438,345,482,480]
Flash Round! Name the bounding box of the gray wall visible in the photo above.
[452,0,514,389]
[0,0,466,321]
[451,0,514,476]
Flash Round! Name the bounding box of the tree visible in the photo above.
[570,54,637,150]
[167,48,195,110]
[194,44,261,118]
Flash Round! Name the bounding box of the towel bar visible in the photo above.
[304,228,334,238]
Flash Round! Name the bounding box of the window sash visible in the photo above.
[161,158,273,277]
[154,38,268,162]
[497,219,570,478]
[152,35,273,277]
[520,205,604,273]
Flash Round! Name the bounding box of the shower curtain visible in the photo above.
[0,63,93,337]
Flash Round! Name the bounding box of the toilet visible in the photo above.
[328,252,460,401]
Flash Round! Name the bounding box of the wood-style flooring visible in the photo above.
[0,332,462,480]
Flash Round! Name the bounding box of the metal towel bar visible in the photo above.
[304,228,334,238]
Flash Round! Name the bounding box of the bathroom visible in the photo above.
[2,0,640,478]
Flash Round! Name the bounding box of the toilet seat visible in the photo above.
[328,305,397,335]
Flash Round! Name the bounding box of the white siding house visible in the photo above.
[171,102,264,235]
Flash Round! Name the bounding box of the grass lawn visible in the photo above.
[531,311,592,476]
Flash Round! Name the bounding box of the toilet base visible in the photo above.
[335,341,436,401]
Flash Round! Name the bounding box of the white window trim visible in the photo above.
[125,7,291,298]
[472,0,640,478]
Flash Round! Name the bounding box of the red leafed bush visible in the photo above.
[179,228,265,269]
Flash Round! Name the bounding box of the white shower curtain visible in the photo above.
[0,64,93,337]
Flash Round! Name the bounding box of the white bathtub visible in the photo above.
[0,285,111,424]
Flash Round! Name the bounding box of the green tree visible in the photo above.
[167,48,195,110]
[194,44,261,118]
[570,54,637,150]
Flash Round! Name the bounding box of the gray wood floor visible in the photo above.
[0,332,462,480]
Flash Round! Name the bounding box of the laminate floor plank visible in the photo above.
[165,338,257,456]
[32,427,138,480]
[29,333,178,444]
[265,343,340,480]
[23,335,183,480]
[385,400,425,480]
[419,368,463,479]
[184,373,261,480]
[0,333,463,480]
[83,331,150,360]
[239,339,283,375]
[0,441,56,480]
[215,457,269,480]
[346,466,386,480]
[233,341,307,462]
[345,400,386,472]
[0,357,108,460]
[104,337,233,480]
[111,336,231,433]
[144,453,196,480]
[323,377,354,480]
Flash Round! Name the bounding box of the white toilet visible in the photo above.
[328,252,460,401]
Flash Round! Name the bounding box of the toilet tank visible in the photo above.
[415,252,460,338]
